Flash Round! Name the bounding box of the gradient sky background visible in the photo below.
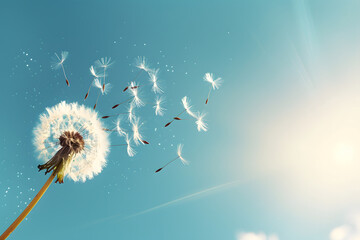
[1,1,360,239]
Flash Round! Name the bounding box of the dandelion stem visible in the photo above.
[0,173,55,240]
[206,87,212,104]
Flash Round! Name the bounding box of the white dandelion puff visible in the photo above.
[195,112,208,132]
[129,82,144,107]
[204,73,223,104]
[154,96,165,116]
[51,51,70,86]
[1,102,111,238]
[135,56,150,72]
[33,101,110,183]
[155,144,188,173]
[149,68,163,94]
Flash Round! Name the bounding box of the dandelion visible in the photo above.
[51,51,70,86]
[155,144,188,173]
[164,96,196,127]
[131,117,149,145]
[204,73,223,104]
[195,112,208,132]
[148,68,163,94]
[95,57,113,92]
[1,102,110,239]
[154,96,165,116]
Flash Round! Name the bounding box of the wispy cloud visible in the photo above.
[236,232,279,240]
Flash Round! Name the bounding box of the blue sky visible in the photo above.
[1,1,360,239]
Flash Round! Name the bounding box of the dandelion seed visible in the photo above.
[148,68,163,94]
[131,117,148,145]
[115,117,127,137]
[126,134,135,157]
[195,112,208,132]
[51,51,70,86]
[93,78,111,95]
[1,102,110,239]
[136,56,150,72]
[95,57,113,93]
[204,73,223,104]
[181,96,196,118]
[129,82,144,107]
[164,96,196,128]
[128,103,135,123]
[154,96,165,116]
[155,144,188,173]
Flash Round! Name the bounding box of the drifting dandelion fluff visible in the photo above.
[95,57,113,93]
[128,103,135,123]
[93,78,111,109]
[115,117,127,137]
[136,56,150,72]
[1,102,110,239]
[204,73,223,104]
[149,68,163,94]
[129,82,144,107]
[155,144,188,173]
[84,66,102,100]
[181,96,196,118]
[93,78,111,95]
[131,117,149,145]
[154,96,165,116]
[126,134,136,157]
[51,51,70,86]
[195,112,208,132]
[164,96,196,127]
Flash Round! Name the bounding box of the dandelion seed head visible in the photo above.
[204,73,223,90]
[177,144,188,165]
[33,101,110,182]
